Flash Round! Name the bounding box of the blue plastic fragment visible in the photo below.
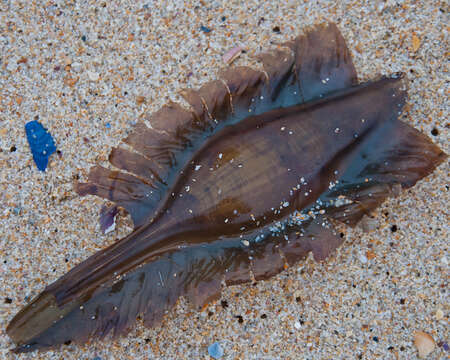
[208,342,224,359]
[25,120,56,171]
[200,25,212,33]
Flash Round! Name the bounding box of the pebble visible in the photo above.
[71,62,83,73]
[87,71,100,81]
[435,308,444,321]
[359,254,368,264]
[6,58,18,72]
[412,33,421,52]
[414,331,435,358]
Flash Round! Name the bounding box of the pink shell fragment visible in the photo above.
[222,46,243,64]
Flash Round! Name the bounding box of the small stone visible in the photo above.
[6,60,18,72]
[414,331,435,358]
[136,95,146,105]
[208,342,223,359]
[71,62,83,73]
[17,57,27,64]
[64,77,78,86]
[412,33,421,52]
[87,71,100,81]
[435,308,444,321]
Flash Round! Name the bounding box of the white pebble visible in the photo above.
[87,70,99,81]
[71,62,83,73]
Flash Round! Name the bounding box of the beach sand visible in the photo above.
[0,1,448,359]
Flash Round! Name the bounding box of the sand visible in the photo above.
[0,1,448,359]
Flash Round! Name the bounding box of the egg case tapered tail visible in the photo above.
[7,23,446,353]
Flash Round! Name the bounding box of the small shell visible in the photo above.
[222,46,243,65]
[414,331,435,358]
